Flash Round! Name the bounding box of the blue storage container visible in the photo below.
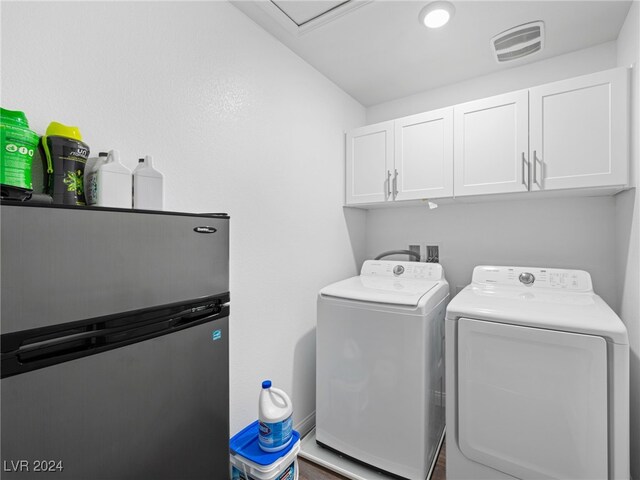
[230,421,300,480]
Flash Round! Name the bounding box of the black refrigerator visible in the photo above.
[0,202,230,479]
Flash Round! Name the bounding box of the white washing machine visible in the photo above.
[316,260,449,480]
[446,266,629,480]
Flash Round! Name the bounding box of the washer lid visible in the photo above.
[320,275,441,306]
[446,266,628,344]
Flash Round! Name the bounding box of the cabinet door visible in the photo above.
[394,108,453,201]
[345,121,394,205]
[530,67,628,191]
[454,91,529,197]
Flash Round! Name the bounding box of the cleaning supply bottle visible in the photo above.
[84,152,108,206]
[258,380,293,453]
[0,108,40,201]
[132,155,163,210]
[41,121,90,205]
[93,149,132,208]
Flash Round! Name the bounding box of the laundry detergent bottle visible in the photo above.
[258,380,293,453]
[42,121,90,205]
[0,108,40,201]
[93,149,132,208]
[84,152,108,206]
[132,155,163,210]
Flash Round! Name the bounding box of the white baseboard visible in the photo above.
[295,411,316,438]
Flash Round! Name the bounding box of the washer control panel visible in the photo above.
[361,260,444,280]
[472,266,592,291]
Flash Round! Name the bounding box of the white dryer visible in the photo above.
[316,260,449,480]
[446,266,629,480]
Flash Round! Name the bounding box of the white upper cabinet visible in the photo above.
[454,90,529,197]
[529,67,629,191]
[344,67,629,207]
[394,108,454,201]
[346,121,394,204]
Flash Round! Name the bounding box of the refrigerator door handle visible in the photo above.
[1,302,229,379]
[1,293,230,354]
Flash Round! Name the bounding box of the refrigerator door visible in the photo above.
[1,204,229,334]
[1,314,229,480]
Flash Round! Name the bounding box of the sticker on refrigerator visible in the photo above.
[212,330,222,341]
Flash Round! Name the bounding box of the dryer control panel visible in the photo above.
[472,266,593,291]
[361,260,444,280]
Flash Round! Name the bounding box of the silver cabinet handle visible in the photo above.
[533,150,543,188]
[393,169,398,199]
[521,152,530,190]
[387,170,392,199]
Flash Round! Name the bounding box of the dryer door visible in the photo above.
[457,318,608,480]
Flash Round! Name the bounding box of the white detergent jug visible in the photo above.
[94,149,132,208]
[132,155,163,210]
[84,152,108,206]
[258,380,293,453]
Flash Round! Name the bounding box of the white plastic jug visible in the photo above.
[258,380,293,453]
[84,152,108,206]
[94,149,132,209]
[132,155,163,210]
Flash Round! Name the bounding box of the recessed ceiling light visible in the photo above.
[419,1,455,29]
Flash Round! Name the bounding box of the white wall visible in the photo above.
[364,196,618,307]
[367,41,617,124]
[616,2,640,478]
[0,1,366,437]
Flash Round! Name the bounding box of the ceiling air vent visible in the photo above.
[491,21,544,63]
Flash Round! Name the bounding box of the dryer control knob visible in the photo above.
[519,272,535,285]
[393,265,405,276]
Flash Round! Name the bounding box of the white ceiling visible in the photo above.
[232,0,632,106]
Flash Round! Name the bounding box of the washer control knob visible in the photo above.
[393,265,405,276]
[519,272,535,285]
